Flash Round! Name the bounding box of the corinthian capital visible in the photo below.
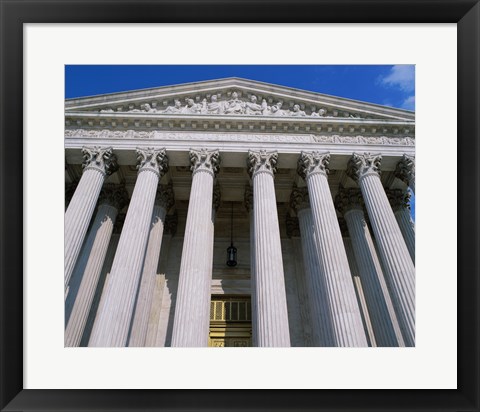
[189,148,221,177]
[385,188,411,211]
[136,148,169,177]
[247,150,278,177]
[290,185,310,212]
[297,151,330,180]
[335,187,363,215]
[155,182,175,211]
[347,153,382,182]
[82,146,119,176]
[98,184,129,210]
[395,154,415,185]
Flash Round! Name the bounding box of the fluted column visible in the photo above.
[336,187,404,347]
[347,153,415,346]
[81,215,124,346]
[145,213,177,347]
[247,150,290,347]
[342,232,376,347]
[298,151,367,347]
[128,183,175,347]
[89,148,168,347]
[171,149,220,347]
[395,154,415,194]
[386,189,415,263]
[65,147,118,291]
[65,184,128,347]
[290,186,335,346]
[285,215,314,347]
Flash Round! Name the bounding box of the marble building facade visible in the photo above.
[64,78,415,347]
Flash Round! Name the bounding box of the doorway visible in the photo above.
[208,296,252,347]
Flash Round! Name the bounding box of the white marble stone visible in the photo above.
[386,188,415,263]
[64,147,118,292]
[248,150,291,347]
[342,236,376,347]
[395,154,415,194]
[337,188,405,347]
[286,224,314,347]
[89,148,168,347]
[128,184,174,347]
[298,151,368,347]
[348,153,415,346]
[171,149,220,347]
[65,185,127,347]
[290,187,335,347]
[81,232,120,346]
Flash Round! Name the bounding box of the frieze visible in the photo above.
[313,135,415,146]
[66,129,415,146]
[96,91,362,119]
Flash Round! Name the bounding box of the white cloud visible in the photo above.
[379,65,415,92]
[401,95,415,110]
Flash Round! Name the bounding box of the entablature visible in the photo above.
[65,114,415,138]
[64,132,414,171]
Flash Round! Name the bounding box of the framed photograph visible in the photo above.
[1,1,479,411]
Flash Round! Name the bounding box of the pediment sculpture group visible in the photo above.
[100,92,348,118]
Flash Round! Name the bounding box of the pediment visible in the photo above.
[65,78,414,123]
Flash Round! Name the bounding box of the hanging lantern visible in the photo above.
[226,202,237,267]
[226,242,237,267]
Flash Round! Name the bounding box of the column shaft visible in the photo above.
[128,204,167,346]
[249,150,290,347]
[82,233,121,346]
[348,153,415,346]
[343,236,376,347]
[171,149,219,347]
[298,152,368,346]
[297,208,335,346]
[65,147,117,291]
[65,170,104,290]
[344,208,405,346]
[89,148,167,347]
[394,208,415,263]
[65,204,118,346]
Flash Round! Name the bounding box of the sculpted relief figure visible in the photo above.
[289,104,306,117]
[182,98,202,114]
[205,94,224,114]
[311,108,327,117]
[245,95,266,115]
[124,103,157,113]
[224,92,245,115]
[269,101,287,116]
[142,103,157,113]
[97,92,350,119]
[161,99,183,114]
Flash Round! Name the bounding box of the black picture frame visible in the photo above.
[1,1,479,411]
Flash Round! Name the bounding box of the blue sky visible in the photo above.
[65,65,415,111]
[65,65,415,220]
